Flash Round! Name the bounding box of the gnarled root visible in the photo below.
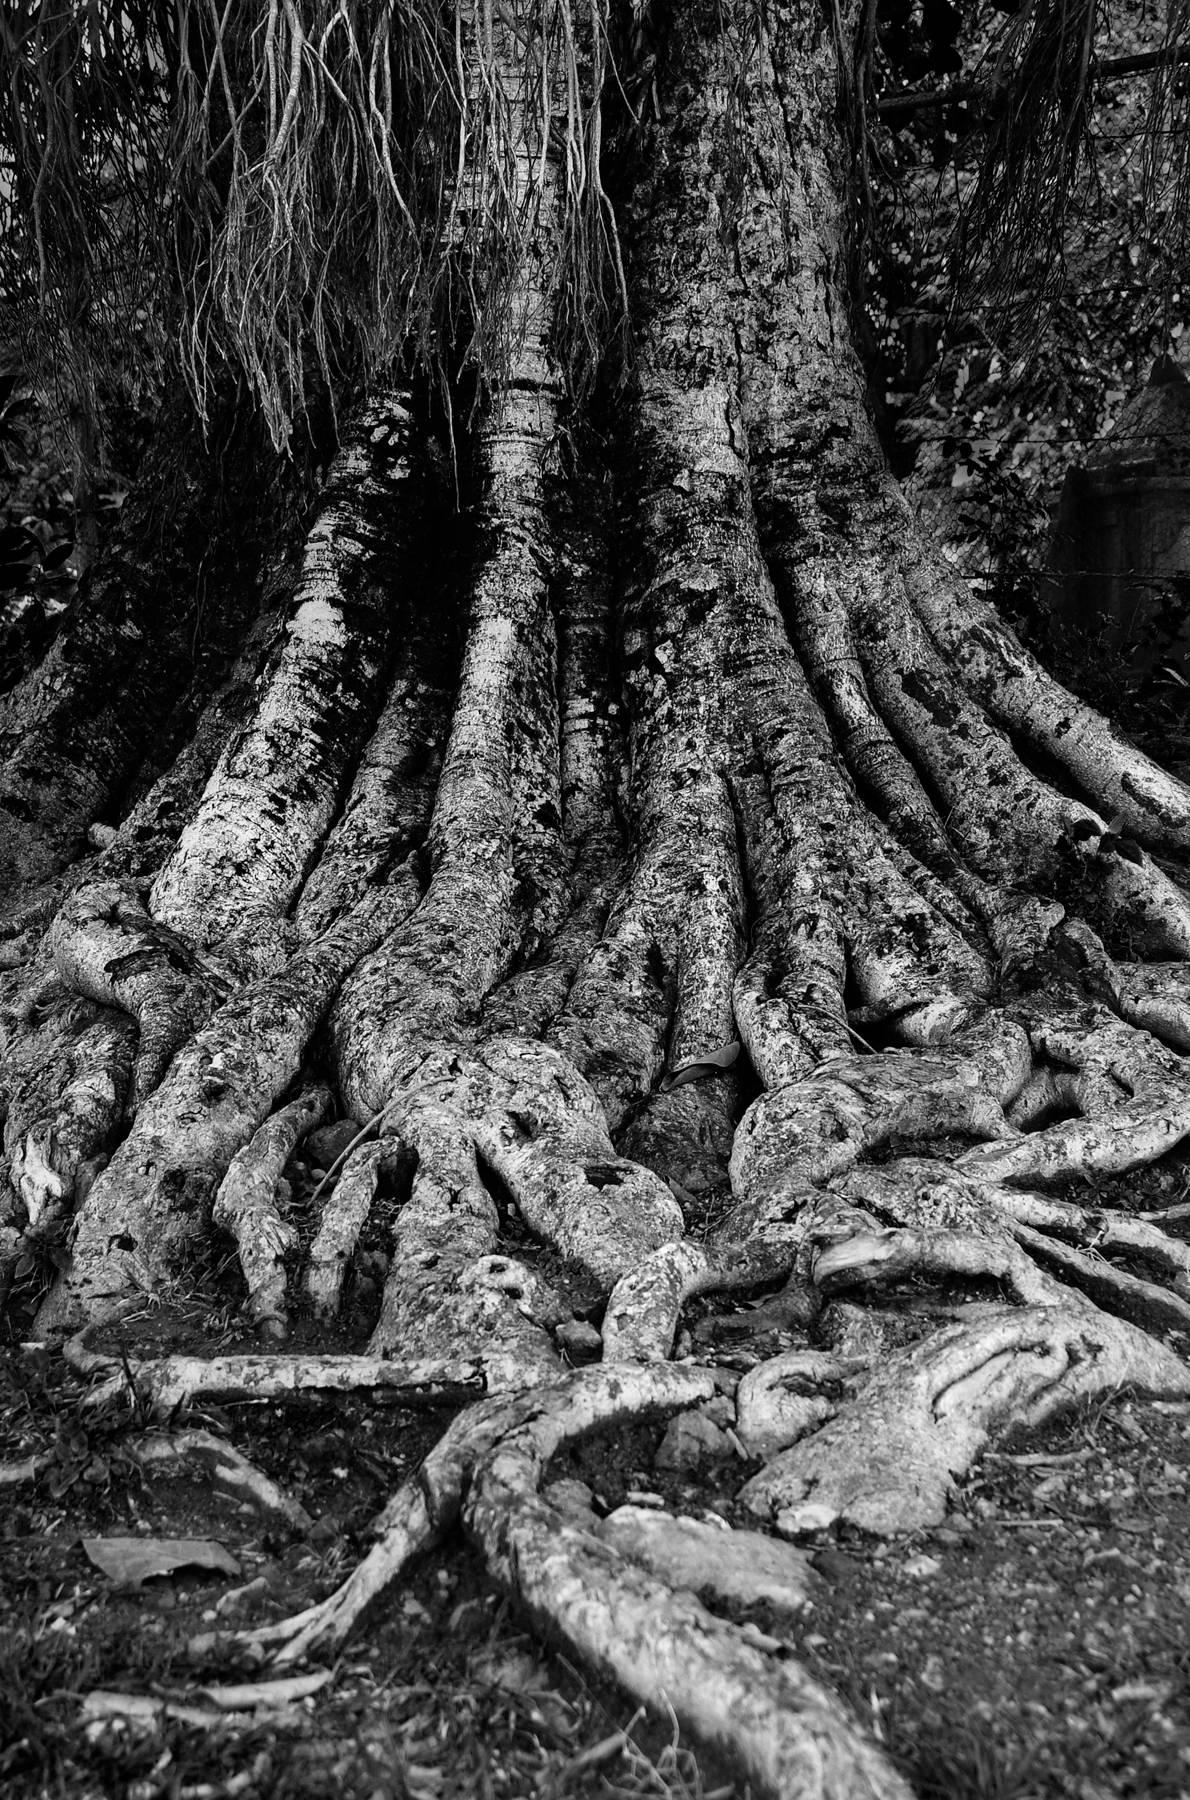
[65,1328,536,1417]
[738,1304,1190,1536]
[212,1085,332,1338]
[36,903,389,1333]
[50,880,233,1106]
[459,1365,909,1800]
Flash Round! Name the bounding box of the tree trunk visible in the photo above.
[5,1,1190,1792]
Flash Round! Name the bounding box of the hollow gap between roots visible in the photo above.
[286,1134,414,1346]
[472,1156,605,1322]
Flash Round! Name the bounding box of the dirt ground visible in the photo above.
[4,1144,1190,1800]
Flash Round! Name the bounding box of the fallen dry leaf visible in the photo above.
[659,1040,740,1092]
[81,1536,240,1587]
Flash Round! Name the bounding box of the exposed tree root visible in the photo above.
[212,1086,332,1339]
[131,1429,312,1529]
[36,904,390,1332]
[50,881,232,1107]
[150,391,428,972]
[738,1304,1190,1535]
[11,2,1190,1794]
[64,1326,539,1417]
[0,1424,308,1526]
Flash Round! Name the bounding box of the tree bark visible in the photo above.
[6,0,1190,1792]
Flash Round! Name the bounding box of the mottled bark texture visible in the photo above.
[6,1,1190,1793]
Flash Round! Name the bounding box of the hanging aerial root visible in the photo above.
[50,880,232,1106]
[212,1085,332,1340]
[738,1303,1190,1536]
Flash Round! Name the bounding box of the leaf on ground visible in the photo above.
[81,1535,241,1586]
[903,1553,943,1579]
[660,1040,740,1092]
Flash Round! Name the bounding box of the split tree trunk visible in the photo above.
[5,1,1190,1794]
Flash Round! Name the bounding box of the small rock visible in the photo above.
[555,1319,602,1360]
[306,1120,364,1170]
[811,1548,862,1584]
[903,1553,942,1579]
[597,1507,820,1613]
[775,1502,838,1536]
[919,1653,946,1693]
[541,1478,600,1528]
[655,1409,733,1472]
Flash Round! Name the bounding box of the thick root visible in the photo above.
[212,1085,332,1338]
[36,905,388,1332]
[738,1304,1190,1536]
[474,1483,909,1800]
[458,1364,910,1799]
[150,392,425,966]
[49,880,232,1106]
[66,1334,537,1417]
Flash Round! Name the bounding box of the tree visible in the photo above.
[5,1,1190,1792]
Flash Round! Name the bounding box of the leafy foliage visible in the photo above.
[862,0,1190,764]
